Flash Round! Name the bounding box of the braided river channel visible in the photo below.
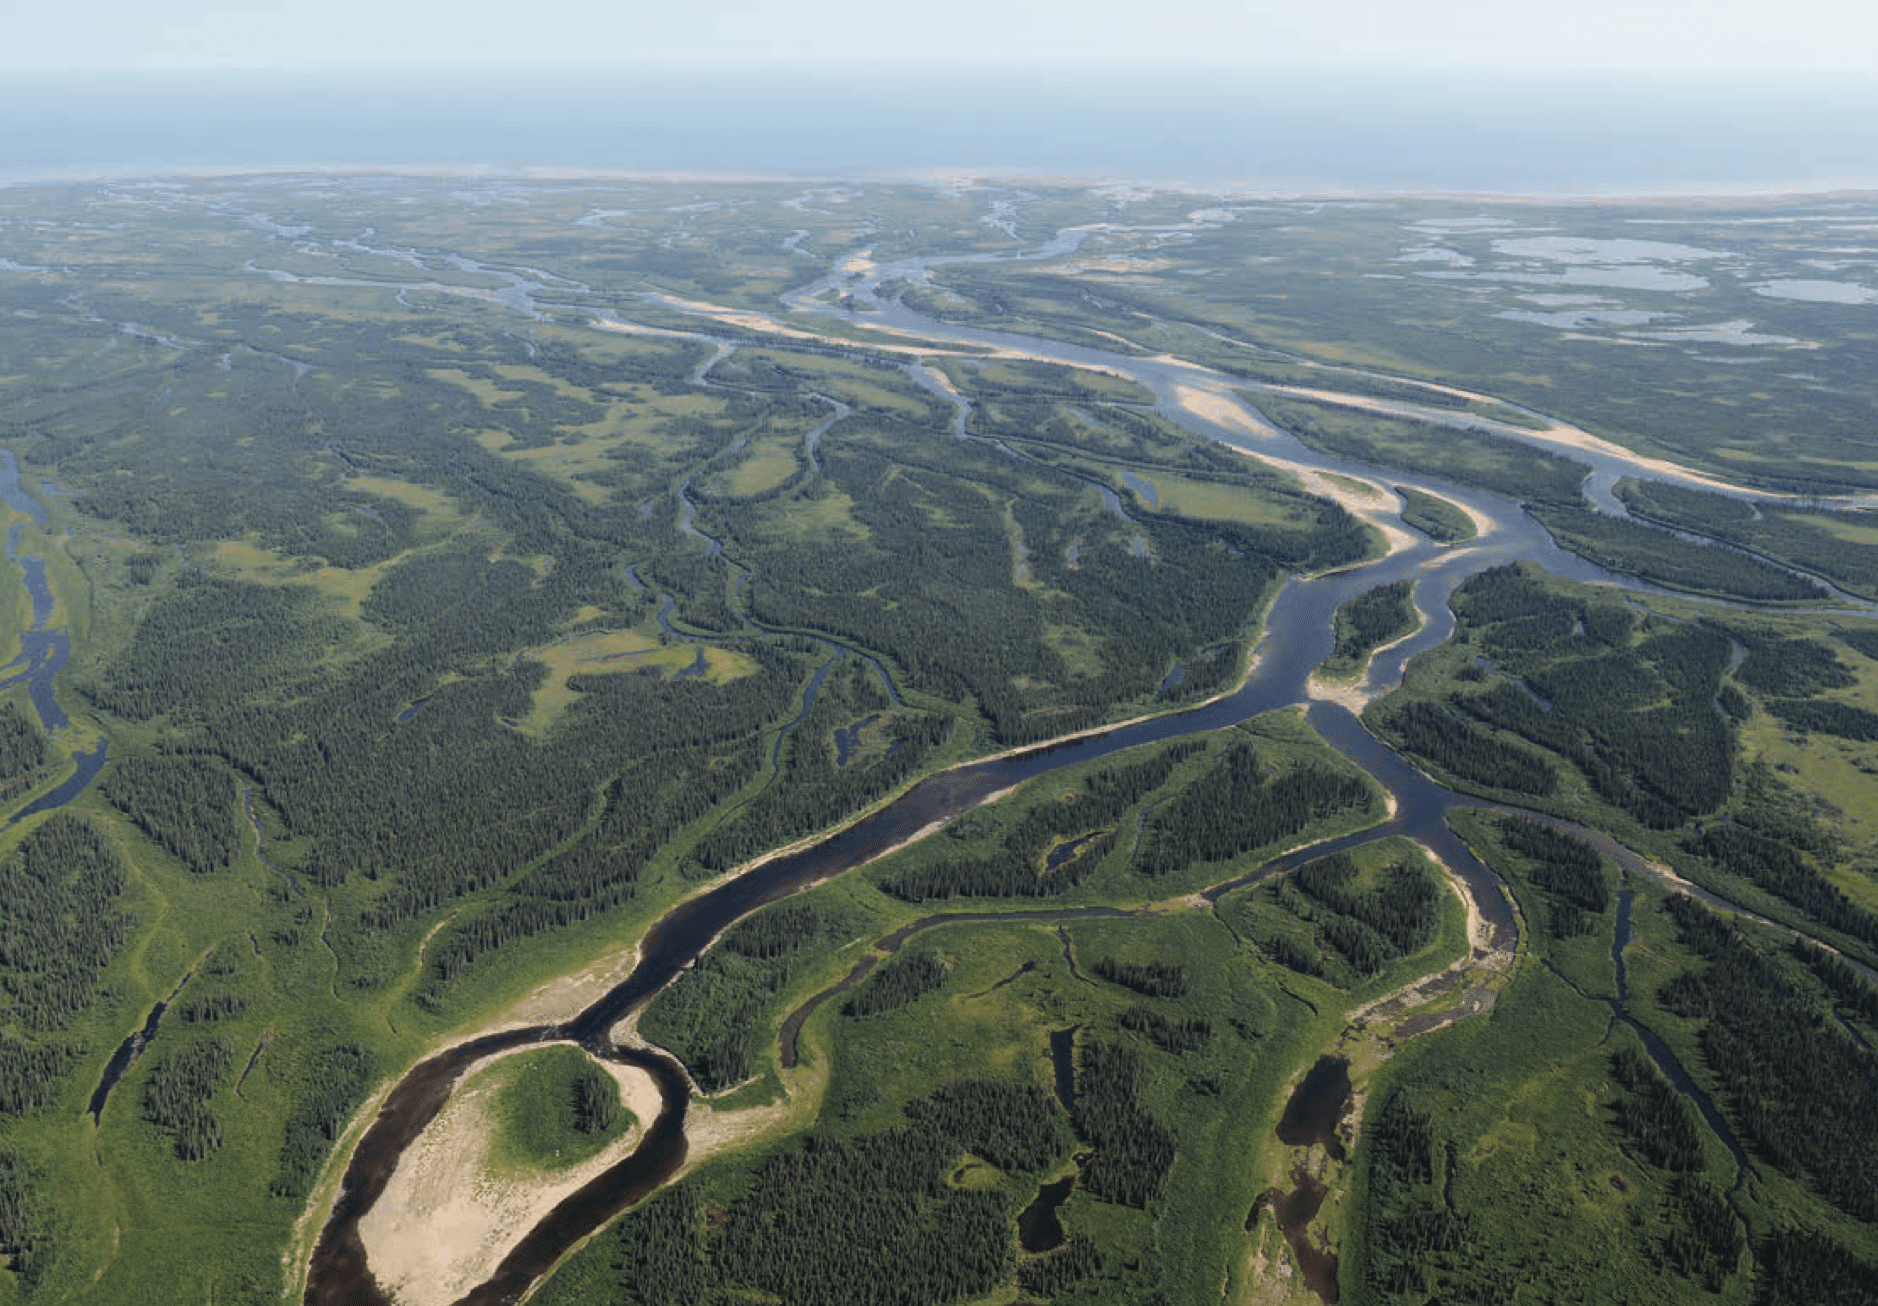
[303,230,1860,1305]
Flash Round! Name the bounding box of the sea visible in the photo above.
[2,66,1876,195]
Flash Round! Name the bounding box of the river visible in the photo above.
[0,448,109,825]
[302,219,1856,1306]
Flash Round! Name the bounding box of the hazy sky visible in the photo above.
[8,0,1878,72]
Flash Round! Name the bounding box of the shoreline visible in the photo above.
[5,158,1877,203]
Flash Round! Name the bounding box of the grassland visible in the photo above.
[1393,486,1476,544]
[478,1045,635,1175]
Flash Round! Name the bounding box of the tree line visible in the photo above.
[1528,504,1825,603]
[1496,817,1610,938]
[141,1037,232,1162]
[689,659,950,875]
[1683,822,1878,958]
[1074,1041,1175,1209]
[1657,893,1878,1222]
[1402,564,1739,827]
[881,742,1201,901]
[844,951,949,1021]
[0,815,128,1037]
[1134,739,1374,876]
[1289,850,1442,976]
[0,702,47,804]
[101,755,240,876]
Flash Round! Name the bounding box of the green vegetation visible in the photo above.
[842,950,949,1020]
[1372,698,1561,797]
[1226,845,1444,982]
[100,756,240,876]
[1657,894,1878,1221]
[1074,1041,1176,1207]
[1321,580,1420,681]
[1133,733,1378,877]
[1530,504,1829,602]
[481,1045,632,1174]
[543,892,1346,1306]
[1619,478,1878,600]
[0,707,47,808]
[270,1044,377,1200]
[1252,394,1590,506]
[880,741,1203,901]
[1394,486,1475,543]
[1352,816,1739,1306]
[0,816,127,1036]
[1494,815,1610,940]
[687,658,951,875]
[141,1039,233,1162]
[1373,563,1736,826]
[639,898,857,1093]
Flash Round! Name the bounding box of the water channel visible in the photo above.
[0,448,109,826]
[298,225,1858,1305]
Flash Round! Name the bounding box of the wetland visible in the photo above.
[0,176,1875,1306]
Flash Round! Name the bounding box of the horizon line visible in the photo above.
[6,160,1878,204]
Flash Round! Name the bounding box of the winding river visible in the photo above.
[302,217,1862,1306]
[0,449,109,826]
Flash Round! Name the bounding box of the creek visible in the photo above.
[1605,890,1750,1173]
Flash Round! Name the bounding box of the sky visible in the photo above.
[7,0,1878,72]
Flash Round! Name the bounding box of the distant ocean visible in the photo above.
[3,67,1876,195]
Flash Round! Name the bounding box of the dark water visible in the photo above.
[1606,889,1749,1172]
[88,971,191,1122]
[0,449,107,821]
[832,712,879,767]
[1016,1175,1076,1253]
[1049,1027,1079,1114]
[968,959,1038,997]
[1275,1056,1352,1162]
[770,655,837,767]
[1256,1166,1340,1303]
[654,595,680,637]
[777,954,879,1072]
[6,742,108,828]
[88,1000,168,1121]
[1043,831,1106,874]
[0,630,74,733]
[305,1032,692,1306]
[19,556,52,630]
[0,451,47,525]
